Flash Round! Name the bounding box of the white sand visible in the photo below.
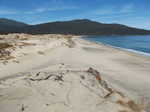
[0,34,149,112]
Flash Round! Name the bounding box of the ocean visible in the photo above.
[84,35,150,56]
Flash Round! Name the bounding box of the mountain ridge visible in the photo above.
[0,18,150,35]
[0,18,28,34]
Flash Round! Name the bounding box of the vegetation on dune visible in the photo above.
[0,43,12,49]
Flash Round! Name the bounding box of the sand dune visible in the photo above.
[0,34,150,112]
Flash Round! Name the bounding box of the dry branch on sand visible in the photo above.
[87,67,144,112]
[0,43,13,60]
[0,43,13,49]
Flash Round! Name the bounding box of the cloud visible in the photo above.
[25,6,78,14]
[93,4,135,16]
[0,1,78,15]
[0,9,18,15]
[120,4,135,13]
[37,6,77,12]
[93,6,115,15]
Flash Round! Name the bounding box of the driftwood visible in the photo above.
[87,67,113,97]
[29,72,64,82]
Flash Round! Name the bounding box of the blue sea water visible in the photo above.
[84,35,150,56]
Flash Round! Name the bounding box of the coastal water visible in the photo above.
[84,35,150,56]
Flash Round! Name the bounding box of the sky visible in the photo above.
[0,0,150,29]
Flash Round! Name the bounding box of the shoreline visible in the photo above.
[82,36,150,57]
[81,37,150,59]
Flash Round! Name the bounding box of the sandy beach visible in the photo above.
[0,34,150,112]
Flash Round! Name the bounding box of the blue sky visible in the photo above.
[0,0,150,29]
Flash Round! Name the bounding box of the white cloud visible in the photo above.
[0,9,18,14]
[35,8,46,13]
[25,6,78,14]
[38,6,77,12]
[120,4,135,13]
[93,6,115,15]
[0,4,78,15]
[93,4,135,16]
[93,9,113,15]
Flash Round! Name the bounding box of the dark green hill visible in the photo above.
[0,18,28,34]
[0,18,150,35]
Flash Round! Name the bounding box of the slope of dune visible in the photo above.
[0,34,150,112]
